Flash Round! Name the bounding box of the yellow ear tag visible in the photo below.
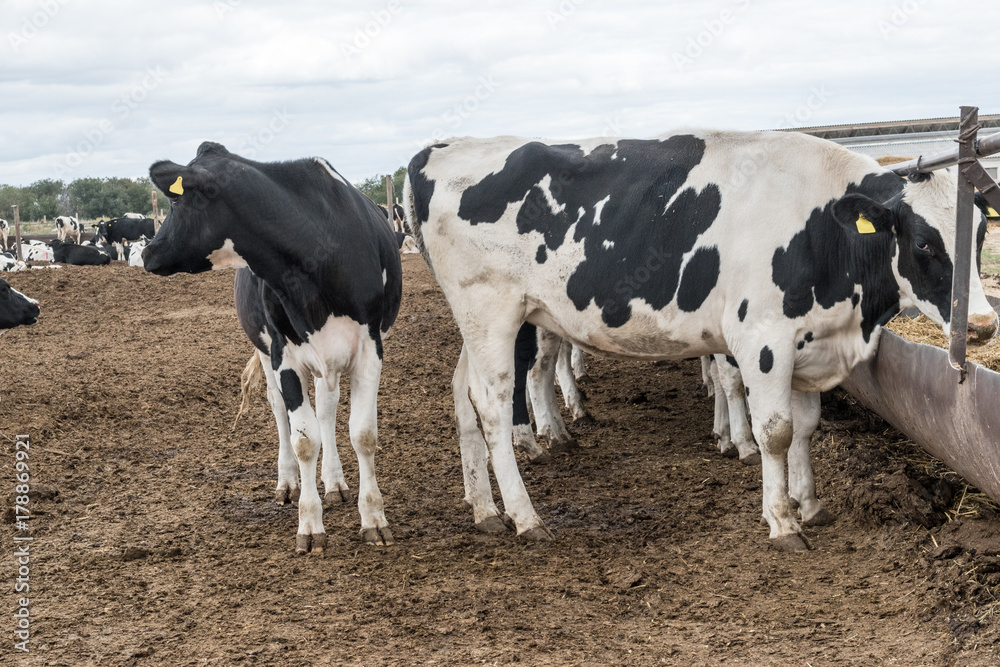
[169,176,184,195]
[855,213,876,234]
[987,206,999,218]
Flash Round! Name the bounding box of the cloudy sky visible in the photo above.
[1,0,996,187]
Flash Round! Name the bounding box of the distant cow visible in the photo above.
[127,238,149,267]
[0,278,39,329]
[120,212,146,219]
[1,252,27,273]
[144,141,402,553]
[55,216,82,243]
[405,130,998,550]
[94,216,155,243]
[0,219,8,250]
[20,241,54,263]
[51,239,111,266]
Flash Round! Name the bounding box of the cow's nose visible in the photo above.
[968,310,999,346]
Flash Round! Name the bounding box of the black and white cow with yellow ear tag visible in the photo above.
[144,141,403,553]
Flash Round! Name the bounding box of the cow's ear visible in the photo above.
[974,192,999,219]
[832,194,893,236]
[149,160,206,199]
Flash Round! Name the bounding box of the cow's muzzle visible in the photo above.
[968,311,999,346]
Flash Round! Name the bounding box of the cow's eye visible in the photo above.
[915,241,933,256]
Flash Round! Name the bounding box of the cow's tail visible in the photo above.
[232,352,265,430]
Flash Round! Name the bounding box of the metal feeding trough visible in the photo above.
[840,107,1000,503]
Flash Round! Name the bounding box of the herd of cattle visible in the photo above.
[3,131,998,557]
[0,212,156,272]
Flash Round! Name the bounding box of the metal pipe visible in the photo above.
[949,107,977,377]
[889,129,1000,176]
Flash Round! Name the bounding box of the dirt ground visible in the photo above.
[2,255,1000,666]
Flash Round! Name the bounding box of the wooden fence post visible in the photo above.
[152,189,160,234]
[13,205,23,262]
[385,174,396,231]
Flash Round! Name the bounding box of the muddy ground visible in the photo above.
[2,255,1000,666]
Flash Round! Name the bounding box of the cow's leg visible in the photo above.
[528,328,576,452]
[454,345,509,532]
[314,374,353,506]
[466,330,551,540]
[739,344,806,552]
[274,358,326,554]
[707,357,736,458]
[555,340,588,421]
[788,390,833,527]
[714,355,760,464]
[512,324,550,464]
[348,336,392,546]
[261,351,299,505]
[570,345,588,381]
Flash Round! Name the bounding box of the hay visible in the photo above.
[876,155,914,166]
[886,313,1000,372]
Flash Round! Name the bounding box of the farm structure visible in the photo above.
[2,259,1000,664]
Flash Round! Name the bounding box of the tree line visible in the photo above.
[0,165,408,224]
[0,177,166,222]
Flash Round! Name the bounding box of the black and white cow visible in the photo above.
[0,252,27,272]
[50,239,111,266]
[405,130,998,550]
[0,278,39,329]
[20,241,54,263]
[0,219,8,251]
[55,216,83,243]
[510,323,589,464]
[94,216,156,243]
[144,141,403,552]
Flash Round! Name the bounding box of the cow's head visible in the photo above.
[833,168,997,344]
[0,279,39,328]
[144,142,250,275]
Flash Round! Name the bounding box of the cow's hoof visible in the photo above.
[527,450,552,465]
[475,515,510,534]
[803,508,835,527]
[739,452,761,466]
[720,446,738,459]
[574,372,590,383]
[360,526,394,546]
[275,487,299,505]
[323,488,355,507]
[461,499,473,512]
[770,533,811,552]
[295,532,327,554]
[519,525,555,542]
[572,414,595,426]
[547,437,578,454]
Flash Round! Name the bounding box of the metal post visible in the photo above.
[12,205,22,262]
[949,107,978,378]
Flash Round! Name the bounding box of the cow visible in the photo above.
[0,219,8,251]
[50,239,111,266]
[55,216,83,243]
[405,130,998,551]
[20,241,54,263]
[233,268,356,508]
[121,212,146,219]
[1,252,27,273]
[127,238,149,267]
[94,216,156,243]
[0,278,39,329]
[510,323,589,464]
[143,141,403,553]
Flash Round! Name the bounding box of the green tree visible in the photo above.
[354,166,406,207]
